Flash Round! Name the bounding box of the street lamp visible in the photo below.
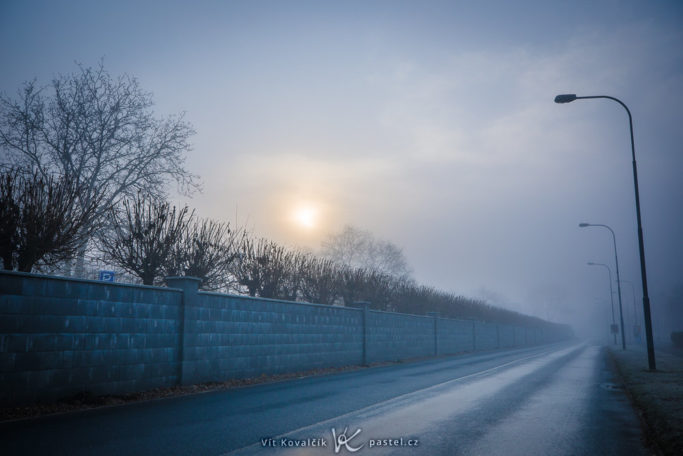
[579,223,626,350]
[555,93,656,370]
[587,262,618,344]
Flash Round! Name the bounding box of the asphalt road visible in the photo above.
[1,342,648,455]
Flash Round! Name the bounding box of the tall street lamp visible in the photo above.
[555,93,656,370]
[588,262,617,344]
[580,223,626,349]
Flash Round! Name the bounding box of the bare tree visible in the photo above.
[0,61,199,274]
[321,225,412,279]
[0,168,99,272]
[230,237,297,299]
[335,265,371,307]
[276,249,308,302]
[97,195,193,285]
[166,218,240,291]
[298,255,340,305]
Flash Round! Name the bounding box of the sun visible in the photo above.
[293,206,317,229]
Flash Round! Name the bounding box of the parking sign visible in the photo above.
[99,270,115,282]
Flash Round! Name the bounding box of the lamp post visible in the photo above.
[555,93,655,369]
[588,262,617,344]
[579,223,626,349]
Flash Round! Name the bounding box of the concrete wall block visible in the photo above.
[82,334,97,350]
[158,304,176,320]
[60,315,86,333]
[26,369,53,390]
[147,333,176,349]
[0,371,29,395]
[5,334,29,352]
[72,299,97,317]
[0,274,24,295]
[121,363,146,381]
[42,279,68,298]
[96,301,117,317]
[83,317,105,333]
[161,319,179,333]
[21,296,76,316]
[0,295,24,314]
[119,348,143,365]
[499,326,515,347]
[81,350,107,367]
[133,303,152,319]
[147,303,166,320]
[133,375,177,392]
[76,284,101,301]
[129,334,147,349]
[28,334,72,352]
[113,302,135,318]
[22,315,55,333]
[152,362,178,379]
[182,360,210,384]
[0,314,25,333]
[514,327,525,345]
[0,353,16,372]
[14,351,62,370]
[141,348,175,364]
[49,368,75,389]
[474,322,498,350]
[101,317,122,333]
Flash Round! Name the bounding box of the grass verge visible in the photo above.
[608,347,683,456]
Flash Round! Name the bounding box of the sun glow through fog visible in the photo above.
[293,205,317,230]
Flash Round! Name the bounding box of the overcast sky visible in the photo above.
[2,0,682,338]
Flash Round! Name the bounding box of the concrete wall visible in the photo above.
[438,318,475,354]
[1,271,561,406]
[0,271,182,405]
[366,310,434,363]
[182,292,363,384]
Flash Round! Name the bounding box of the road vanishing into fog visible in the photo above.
[1,343,648,456]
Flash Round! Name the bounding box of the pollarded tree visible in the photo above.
[97,194,193,285]
[231,236,295,299]
[0,61,199,275]
[166,218,241,291]
[298,255,340,305]
[0,168,99,272]
[335,265,372,307]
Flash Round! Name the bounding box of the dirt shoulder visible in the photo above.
[608,346,683,456]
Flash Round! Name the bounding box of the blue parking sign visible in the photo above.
[99,270,115,282]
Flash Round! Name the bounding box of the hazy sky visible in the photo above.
[2,0,682,337]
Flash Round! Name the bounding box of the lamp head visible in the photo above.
[587,262,596,265]
[579,223,590,227]
[554,94,577,103]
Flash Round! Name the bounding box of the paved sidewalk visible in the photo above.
[609,346,683,456]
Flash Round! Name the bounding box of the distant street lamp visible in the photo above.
[555,93,656,370]
[579,223,626,350]
[587,262,617,344]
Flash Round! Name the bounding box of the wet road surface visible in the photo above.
[1,343,648,455]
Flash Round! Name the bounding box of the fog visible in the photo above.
[2,0,682,341]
